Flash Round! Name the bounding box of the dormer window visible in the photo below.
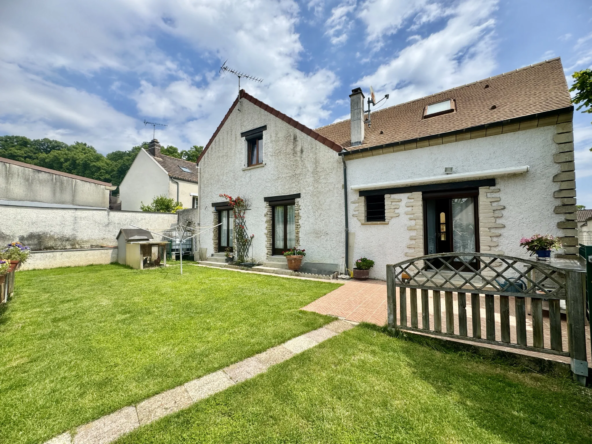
[423,99,455,118]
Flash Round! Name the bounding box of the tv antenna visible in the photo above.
[365,86,389,127]
[220,60,263,96]
[144,120,167,139]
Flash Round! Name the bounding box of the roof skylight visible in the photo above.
[179,166,192,173]
[423,99,455,118]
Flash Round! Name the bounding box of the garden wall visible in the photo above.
[19,248,118,270]
[0,205,178,251]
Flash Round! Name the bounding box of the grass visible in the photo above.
[118,325,592,444]
[0,264,339,444]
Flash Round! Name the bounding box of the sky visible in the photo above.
[0,0,591,206]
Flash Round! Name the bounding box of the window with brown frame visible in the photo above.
[247,136,263,166]
[423,99,456,119]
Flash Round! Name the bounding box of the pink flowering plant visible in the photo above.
[519,234,561,256]
[355,257,375,270]
[283,248,306,257]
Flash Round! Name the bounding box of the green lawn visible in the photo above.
[0,264,339,444]
[118,325,592,444]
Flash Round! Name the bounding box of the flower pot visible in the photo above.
[225,257,234,263]
[286,255,303,271]
[8,260,19,273]
[535,250,551,261]
[353,268,370,280]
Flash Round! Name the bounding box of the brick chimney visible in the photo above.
[350,88,365,147]
[147,139,162,158]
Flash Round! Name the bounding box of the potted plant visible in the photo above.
[224,248,234,263]
[353,257,375,280]
[1,242,31,271]
[0,259,9,281]
[519,234,561,261]
[283,248,305,271]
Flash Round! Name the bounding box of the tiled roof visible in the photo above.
[577,210,592,222]
[148,149,199,183]
[0,156,112,186]
[315,58,572,151]
[197,90,342,164]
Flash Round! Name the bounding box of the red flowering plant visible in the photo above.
[219,194,253,263]
[519,234,561,256]
[283,248,306,257]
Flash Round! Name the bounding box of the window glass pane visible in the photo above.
[249,140,257,165]
[366,195,385,222]
[452,198,476,254]
[228,211,234,247]
[274,206,285,249]
[426,200,436,254]
[258,139,263,163]
[426,100,451,115]
[221,211,228,247]
[287,205,295,248]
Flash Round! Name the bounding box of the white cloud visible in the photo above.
[324,0,357,45]
[0,0,339,151]
[355,0,498,105]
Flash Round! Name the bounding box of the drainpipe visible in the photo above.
[171,178,180,203]
[196,164,201,260]
[341,153,349,275]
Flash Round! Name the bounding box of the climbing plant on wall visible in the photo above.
[219,194,254,263]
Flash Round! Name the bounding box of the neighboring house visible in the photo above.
[0,156,114,208]
[119,139,199,211]
[577,209,592,245]
[197,58,577,279]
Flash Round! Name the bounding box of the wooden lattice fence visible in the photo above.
[386,253,588,385]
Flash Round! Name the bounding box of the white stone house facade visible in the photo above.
[196,92,345,274]
[198,58,578,279]
[119,140,199,211]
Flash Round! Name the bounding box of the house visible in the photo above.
[577,209,592,245]
[119,139,199,211]
[0,156,114,208]
[196,58,577,279]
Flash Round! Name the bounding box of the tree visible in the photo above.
[576,205,586,210]
[570,69,592,151]
[140,195,183,213]
[180,145,203,162]
[160,145,182,158]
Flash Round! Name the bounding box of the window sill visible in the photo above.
[361,221,389,225]
[243,163,266,171]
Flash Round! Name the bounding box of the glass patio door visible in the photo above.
[218,209,233,252]
[273,204,295,255]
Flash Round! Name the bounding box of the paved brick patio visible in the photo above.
[303,279,592,366]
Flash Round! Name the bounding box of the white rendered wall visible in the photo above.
[119,150,170,211]
[198,99,344,269]
[346,126,565,280]
[0,205,177,250]
[19,248,118,270]
[168,179,198,209]
[0,161,110,208]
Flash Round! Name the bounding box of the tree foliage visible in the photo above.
[140,195,183,213]
[570,69,592,152]
[0,136,201,193]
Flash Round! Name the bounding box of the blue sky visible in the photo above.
[1,0,591,205]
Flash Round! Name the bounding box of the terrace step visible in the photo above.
[204,257,227,263]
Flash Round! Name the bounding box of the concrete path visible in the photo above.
[43,320,355,444]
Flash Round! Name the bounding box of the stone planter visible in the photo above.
[353,268,370,280]
[286,255,304,271]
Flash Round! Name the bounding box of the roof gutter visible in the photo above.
[339,106,574,157]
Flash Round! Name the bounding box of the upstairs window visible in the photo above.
[247,136,263,166]
[366,195,385,222]
[423,99,455,118]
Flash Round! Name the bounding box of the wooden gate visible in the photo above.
[386,253,588,385]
